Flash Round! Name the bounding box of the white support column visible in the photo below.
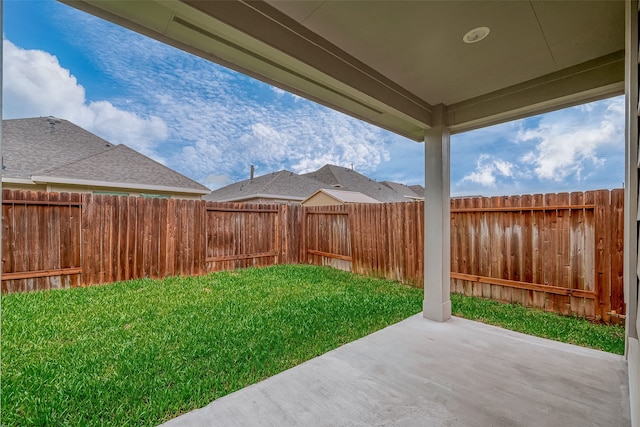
[423,104,451,322]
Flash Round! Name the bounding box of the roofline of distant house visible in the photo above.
[28,176,211,195]
[216,193,306,203]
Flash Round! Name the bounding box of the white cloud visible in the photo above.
[3,39,86,119]
[518,97,623,181]
[205,173,234,189]
[271,87,286,96]
[2,39,168,157]
[452,95,624,197]
[461,154,515,187]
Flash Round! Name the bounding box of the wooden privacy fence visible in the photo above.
[1,190,301,290]
[0,189,624,322]
[2,191,82,292]
[449,191,624,323]
[301,203,424,285]
[206,204,302,271]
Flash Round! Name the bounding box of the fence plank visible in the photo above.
[610,189,625,322]
[557,192,571,315]
[570,192,585,317]
[594,190,611,322]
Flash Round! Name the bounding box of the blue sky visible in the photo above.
[3,0,625,196]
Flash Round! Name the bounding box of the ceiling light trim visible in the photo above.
[463,27,490,44]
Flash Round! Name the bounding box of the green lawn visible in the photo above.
[1,265,423,426]
[1,265,626,426]
[451,293,626,355]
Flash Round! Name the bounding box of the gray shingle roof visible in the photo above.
[381,181,423,199]
[206,164,421,203]
[302,165,407,203]
[205,170,326,202]
[2,117,209,194]
[37,145,211,192]
[3,117,113,180]
[409,184,425,196]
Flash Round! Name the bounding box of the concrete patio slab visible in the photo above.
[161,315,630,427]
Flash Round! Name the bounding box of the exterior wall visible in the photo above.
[302,192,342,207]
[2,181,203,200]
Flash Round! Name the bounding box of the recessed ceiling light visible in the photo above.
[463,26,490,44]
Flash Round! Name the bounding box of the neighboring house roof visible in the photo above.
[2,117,210,195]
[302,165,407,203]
[34,145,211,194]
[205,169,326,202]
[381,181,424,200]
[303,188,380,205]
[207,164,421,203]
[409,184,425,196]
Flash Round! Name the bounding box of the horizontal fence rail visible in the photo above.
[0,189,624,322]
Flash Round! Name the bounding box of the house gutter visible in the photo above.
[2,177,37,185]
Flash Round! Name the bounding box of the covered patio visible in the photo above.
[60,1,638,425]
[162,315,629,426]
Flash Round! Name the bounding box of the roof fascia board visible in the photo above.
[447,51,624,134]
[31,175,211,195]
[2,177,36,185]
[61,0,430,141]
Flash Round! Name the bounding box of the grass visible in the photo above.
[451,293,626,355]
[1,265,626,426]
[1,265,423,426]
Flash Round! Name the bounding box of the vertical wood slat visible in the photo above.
[570,192,584,317]
[610,189,625,321]
[544,192,557,312]
[532,194,546,310]
[521,194,534,308]
[584,191,596,318]
[594,190,611,322]
[557,192,571,315]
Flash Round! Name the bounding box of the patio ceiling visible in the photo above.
[61,0,624,140]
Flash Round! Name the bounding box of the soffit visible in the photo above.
[267,0,624,106]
